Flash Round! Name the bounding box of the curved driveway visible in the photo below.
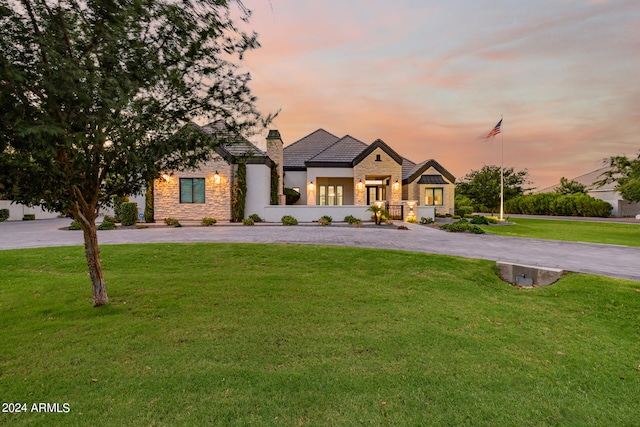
[1,218,639,282]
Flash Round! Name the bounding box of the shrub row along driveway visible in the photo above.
[1,218,639,282]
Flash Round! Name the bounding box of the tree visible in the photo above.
[0,0,269,306]
[595,153,640,203]
[456,165,531,213]
[556,177,587,195]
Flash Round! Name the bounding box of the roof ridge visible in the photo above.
[284,128,339,149]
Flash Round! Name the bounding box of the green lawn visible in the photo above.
[483,217,640,247]
[1,243,639,426]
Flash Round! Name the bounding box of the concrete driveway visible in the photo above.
[1,218,639,282]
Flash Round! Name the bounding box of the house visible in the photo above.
[537,166,640,217]
[282,129,456,216]
[153,124,456,222]
[153,121,284,222]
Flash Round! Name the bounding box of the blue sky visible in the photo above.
[239,0,639,189]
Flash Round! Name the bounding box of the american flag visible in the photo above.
[484,119,502,139]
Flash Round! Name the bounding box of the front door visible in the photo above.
[366,186,386,204]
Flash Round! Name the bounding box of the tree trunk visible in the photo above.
[81,219,109,307]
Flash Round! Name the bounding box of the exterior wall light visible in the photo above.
[213,171,221,184]
[357,179,364,190]
[162,173,171,182]
[393,180,400,190]
[308,181,315,190]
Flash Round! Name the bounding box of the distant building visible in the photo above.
[538,166,640,217]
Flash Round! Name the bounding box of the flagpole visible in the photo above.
[500,115,504,221]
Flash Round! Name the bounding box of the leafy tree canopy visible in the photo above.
[456,165,531,213]
[0,0,269,306]
[556,177,587,195]
[595,153,640,203]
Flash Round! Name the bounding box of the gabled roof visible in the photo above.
[537,166,614,193]
[402,157,417,180]
[352,139,403,166]
[199,121,266,160]
[305,135,368,167]
[403,159,456,184]
[283,129,340,170]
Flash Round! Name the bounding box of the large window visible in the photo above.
[180,178,205,204]
[319,185,344,206]
[425,188,443,206]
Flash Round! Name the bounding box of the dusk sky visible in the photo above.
[238,0,639,189]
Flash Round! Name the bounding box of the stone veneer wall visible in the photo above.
[154,156,235,221]
[405,166,455,215]
[353,148,402,205]
[266,131,285,205]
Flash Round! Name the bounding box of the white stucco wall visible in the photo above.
[0,199,131,221]
[0,201,61,220]
[263,205,372,223]
[246,164,271,219]
[588,189,620,216]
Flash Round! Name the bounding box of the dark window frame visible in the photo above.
[180,178,206,204]
[425,187,444,206]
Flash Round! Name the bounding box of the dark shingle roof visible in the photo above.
[283,129,340,170]
[305,135,368,166]
[402,158,423,181]
[417,174,449,185]
[199,121,265,159]
[403,159,456,184]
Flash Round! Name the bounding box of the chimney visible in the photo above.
[266,130,285,205]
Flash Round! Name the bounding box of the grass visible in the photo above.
[1,243,639,426]
[483,217,640,247]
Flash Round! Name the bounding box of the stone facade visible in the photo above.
[404,166,455,215]
[353,147,402,205]
[154,155,234,221]
[266,130,285,205]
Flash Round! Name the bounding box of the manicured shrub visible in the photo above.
[506,192,612,217]
[470,225,485,234]
[406,216,418,224]
[0,208,9,221]
[69,220,82,230]
[164,217,181,227]
[112,195,129,221]
[249,214,263,222]
[419,217,434,225]
[344,215,359,224]
[470,215,489,225]
[318,215,332,225]
[397,225,409,230]
[439,219,484,234]
[144,184,155,223]
[242,218,254,226]
[22,214,36,220]
[344,215,362,226]
[201,217,217,226]
[103,215,117,223]
[455,205,473,217]
[98,221,116,230]
[281,215,298,226]
[119,202,138,226]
